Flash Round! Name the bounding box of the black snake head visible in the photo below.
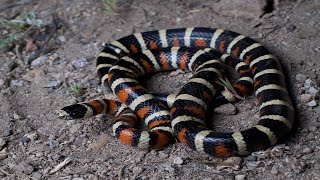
[56,104,91,120]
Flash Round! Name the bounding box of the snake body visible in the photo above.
[58,27,294,157]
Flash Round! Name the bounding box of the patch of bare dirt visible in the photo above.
[0,0,319,179]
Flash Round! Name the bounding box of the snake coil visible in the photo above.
[58,27,294,157]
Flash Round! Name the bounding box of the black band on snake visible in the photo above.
[57,27,294,157]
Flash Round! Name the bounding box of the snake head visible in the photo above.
[56,104,90,120]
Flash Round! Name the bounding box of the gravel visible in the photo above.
[0,0,319,179]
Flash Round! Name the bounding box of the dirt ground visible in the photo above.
[0,0,319,179]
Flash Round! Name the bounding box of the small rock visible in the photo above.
[3,60,17,72]
[309,126,317,132]
[88,79,100,86]
[73,137,86,147]
[304,79,312,88]
[13,112,22,120]
[73,178,84,180]
[31,56,48,67]
[37,127,52,136]
[21,136,31,143]
[132,166,143,176]
[158,151,169,158]
[295,74,307,83]
[48,140,59,149]
[10,79,25,87]
[214,103,237,115]
[0,138,7,149]
[286,24,296,32]
[51,153,64,160]
[23,69,45,82]
[0,79,5,87]
[300,94,312,103]
[35,152,43,157]
[70,123,82,134]
[2,129,13,137]
[23,132,38,142]
[45,80,62,88]
[308,87,319,95]
[246,161,259,170]
[87,133,109,151]
[15,162,34,175]
[87,174,98,180]
[314,106,320,113]
[31,172,42,179]
[72,58,89,69]
[306,100,317,107]
[235,174,246,180]
[271,165,279,174]
[169,69,184,76]
[58,35,66,43]
[217,157,241,170]
[173,157,183,165]
[302,147,312,154]
[163,164,175,173]
[0,148,8,160]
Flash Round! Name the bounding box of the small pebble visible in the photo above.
[163,164,175,173]
[0,138,7,149]
[169,69,184,76]
[214,103,237,115]
[48,140,59,149]
[21,136,31,143]
[72,58,89,69]
[0,79,5,87]
[271,165,279,174]
[31,56,48,67]
[13,112,22,120]
[286,24,296,32]
[302,147,312,154]
[10,80,25,87]
[3,60,17,72]
[88,79,100,86]
[235,174,246,180]
[58,35,66,43]
[306,100,317,107]
[304,79,312,88]
[70,123,82,134]
[2,129,13,137]
[73,178,84,180]
[314,106,320,113]
[308,87,319,95]
[35,152,43,157]
[45,80,62,88]
[0,148,8,160]
[300,94,312,103]
[37,127,52,136]
[295,74,307,83]
[173,157,183,165]
[23,69,45,82]
[15,162,34,175]
[32,172,42,179]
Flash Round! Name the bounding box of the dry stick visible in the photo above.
[49,157,72,175]
[0,168,11,176]
[15,45,23,64]
[27,13,59,64]
[0,0,36,11]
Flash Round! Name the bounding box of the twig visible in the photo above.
[49,157,72,174]
[15,45,23,64]
[0,0,36,11]
[0,167,11,176]
[27,13,59,64]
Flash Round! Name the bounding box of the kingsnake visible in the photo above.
[57,27,294,157]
